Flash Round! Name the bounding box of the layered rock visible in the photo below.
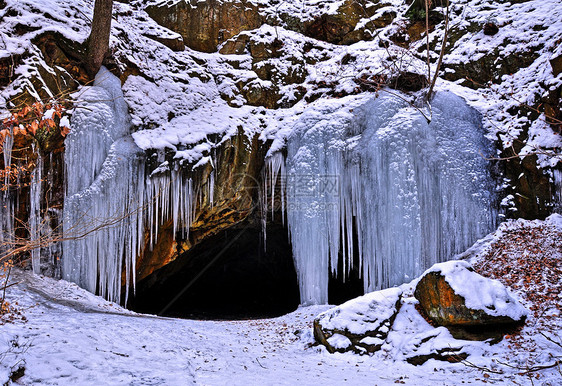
[145,0,264,52]
[145,0,397,53]
[277,0,396,45]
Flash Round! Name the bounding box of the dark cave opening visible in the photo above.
[328,221,364,305]
[328,261,364,305]
[129,221,300,320]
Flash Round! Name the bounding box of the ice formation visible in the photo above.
[265,92,497,305]
[0,124,43,274]
[62,68,213,304]
[29,147,41,274]
[0,127,14,258]
[554,169,562,213]
[63,68,144,303]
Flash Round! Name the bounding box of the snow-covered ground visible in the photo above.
[1,0,562,383]
[2,216,561,385]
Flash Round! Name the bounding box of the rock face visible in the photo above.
[284,0,396,45]
[414,261,527,327]
[145,0,396,53]
[135,130,268,282]
[218,27,311,108]
[313,287,402,354]
[145,0,263,52]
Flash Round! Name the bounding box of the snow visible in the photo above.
[265,91,497,305]
[3,223,562,386]
[2,264,560,386]
[0,0,561,381]
[423,260,528,321]
[316,287,402,335]
[326,334,352,350]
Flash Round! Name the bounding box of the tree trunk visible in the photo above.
[86,0,113,77]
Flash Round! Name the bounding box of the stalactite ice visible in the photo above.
[265,92,498,305]
[554,169,562,213]
[62,68,146,303]
[29,148,42,274]
[0,128,14,257]
[62,68,213,304]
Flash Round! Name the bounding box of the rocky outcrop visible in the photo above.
[280,0,396,45]
[218,28,308,108]
[145,0,396,52]
[414,261,527,327]
[145,0,264,52]
[313,287,402,354]
[135,130,268,282]
[403,328,468,365]
[442,48,540,89]
[0,55,21,88]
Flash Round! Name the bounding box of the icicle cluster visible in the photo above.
[63,68,142,303]
[1,126,49,274]
[0,128,14,258]
[62,68,213,304]
[264,92,498,305]
[29,146,42,273]
[554,169,562,213]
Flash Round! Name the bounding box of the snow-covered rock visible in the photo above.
[313,286,402,354]
[414,260,528,327]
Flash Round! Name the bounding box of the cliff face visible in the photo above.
[135,130,268,282]
[0,0,561,302]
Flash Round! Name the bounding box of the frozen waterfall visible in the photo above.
[62,68,213,304]
[0,127,14,259]
[62,68,145,303]
[265,92,498,305]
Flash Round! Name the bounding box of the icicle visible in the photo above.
[29,147,42,274]
[554,169,562,213]
[63,67,145,303]
[273,91,497,305]
[260,152,286,248]
[0,127,14,257]
[3,126,13,187]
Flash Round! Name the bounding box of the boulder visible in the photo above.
[414,261,527,327]
[314,287,402,354]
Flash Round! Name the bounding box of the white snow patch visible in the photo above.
[316,287,402,335]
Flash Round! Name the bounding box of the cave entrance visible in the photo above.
[130,221,300,320]
[328,221,364,305]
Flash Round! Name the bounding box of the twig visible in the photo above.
[539,332,562,349]
[1,264,12,310]
[427,0,449,100]
[425,0,431,82]
[255,357,267,369]
[495,359,561,375]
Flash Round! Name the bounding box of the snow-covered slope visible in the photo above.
[1,214,561,385]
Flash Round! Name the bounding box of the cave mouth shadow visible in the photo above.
[129,221,301,320]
